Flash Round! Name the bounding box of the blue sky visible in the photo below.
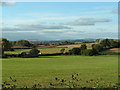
[1,2,118,41]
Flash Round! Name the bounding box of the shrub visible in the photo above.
[60,48,65,54]
[81,49,94,56]
[80,44,87,50]
[109,40,118,48]
[92,44,104,52]
[71,48,81,55]
[100,39,111,48]
[68,50,72,55]
[16,40,32,47]
[29,48,40,55]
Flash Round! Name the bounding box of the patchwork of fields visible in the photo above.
[4,47,69,54]
[2,55,118,88]
[4,43,96,55]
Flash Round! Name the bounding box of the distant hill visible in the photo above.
[28,39,96,43]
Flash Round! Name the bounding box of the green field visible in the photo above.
[2,55,118,88]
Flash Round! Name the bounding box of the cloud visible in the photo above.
[64,18,111,26]
[2,24,72,33]
[16,24,71,30]
[0,1,16,6]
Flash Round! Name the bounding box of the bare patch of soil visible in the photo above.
[109,48,120,52]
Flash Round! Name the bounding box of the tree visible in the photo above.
[29,48,40,55]
[60,48,65,54]
[20,48,40,58]
[81,49,94,56]
[80,44,87,50]
[62,41,74,45]
[68,50,72,55]
[71,48,81,55]
[92,44,103,52]
[16,40,31,47]
[100,39,110,48]
[1,38,12,51]
[10,41,17,46]
[0,38,12,57]
[109,39,118,48]
[118,40,120,48]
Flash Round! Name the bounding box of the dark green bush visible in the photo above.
[71,48,81,55]
[81,49,94,56]
[60,48,65,54]
[92,44,104,52]
[29,48,40,55]
[80,44,87,50]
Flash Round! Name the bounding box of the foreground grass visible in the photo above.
[2,55,118,88]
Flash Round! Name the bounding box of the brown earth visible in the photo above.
[109,48,120,52]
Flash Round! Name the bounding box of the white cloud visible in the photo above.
[0,1,16,6]
[64,18,111,26]
[17,24,71,30]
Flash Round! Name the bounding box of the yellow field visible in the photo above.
[57,43,96,49]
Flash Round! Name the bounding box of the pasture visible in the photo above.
[2,55,118,88]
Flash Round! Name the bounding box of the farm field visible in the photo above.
[4,43,96,55]
[2,55,118,88]
[4,47,69,54]
[57,43,96,49]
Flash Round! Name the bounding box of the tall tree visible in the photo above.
[80,44,87,50]
[16,40,31,47]
[92,44,103,52]
[1,38,11,51]
[100,39,110,48]
[0,38,11,56]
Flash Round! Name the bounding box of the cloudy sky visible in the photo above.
[1,2,118,41]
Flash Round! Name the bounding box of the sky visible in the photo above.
[1,2,118,41]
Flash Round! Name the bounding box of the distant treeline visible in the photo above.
[10,40,75,47]
[64,39,120,56]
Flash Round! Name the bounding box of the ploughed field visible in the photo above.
[2,55,118,88]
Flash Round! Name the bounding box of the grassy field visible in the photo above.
[2,55,118,88]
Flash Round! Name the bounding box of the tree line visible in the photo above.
[64,39,120,56]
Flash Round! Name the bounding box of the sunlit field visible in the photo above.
[2,55,118,88]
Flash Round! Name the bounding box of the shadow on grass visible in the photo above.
[38,56,60,58]
[18,56,60,59]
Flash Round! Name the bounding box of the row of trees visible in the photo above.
[1,38,40,57]
[10,40,32,47]
[1,39,33,50]
[11,40,75,47]
[65,39,120,56]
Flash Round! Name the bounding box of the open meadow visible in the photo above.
[2,55,118,88]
